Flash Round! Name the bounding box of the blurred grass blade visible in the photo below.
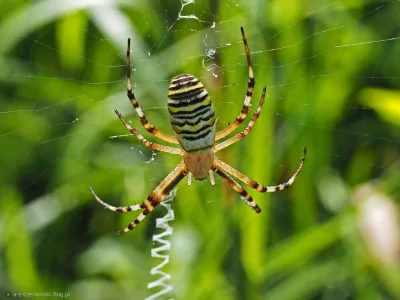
[263,211,354,277]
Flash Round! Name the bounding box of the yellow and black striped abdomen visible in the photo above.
[168,74,216,153]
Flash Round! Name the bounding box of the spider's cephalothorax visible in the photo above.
[89,27,307,235]
[168,74,216,153]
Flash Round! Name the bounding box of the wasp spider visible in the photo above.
[89,27,307,235]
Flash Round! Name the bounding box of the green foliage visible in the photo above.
[1,0,399,299]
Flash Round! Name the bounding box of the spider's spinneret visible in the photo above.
[168,74,216,153]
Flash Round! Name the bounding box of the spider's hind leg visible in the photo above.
[116,160,188,235]
[89,186,142,212]
[212,165,261,213]
[213,148,306,193]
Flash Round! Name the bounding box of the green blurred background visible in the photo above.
[1,0,399,299]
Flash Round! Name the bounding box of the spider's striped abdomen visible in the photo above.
[168,74,216,153]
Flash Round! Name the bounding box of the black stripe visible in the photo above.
[215,169,225,177]
[239,189,248,198]
[127,90,137,101]
[182,129,212,141]
[168,87,204,100]
[248,78,255,88]
[164,172,185,195]
[188,144,213,152]
[169,79,199,90]
[169,102,211,116]
[146,126,155,133]
[240,106,249,115]
[168,92,208,108]
[171,110,215,127]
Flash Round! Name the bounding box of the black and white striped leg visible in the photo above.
[114,109,183,155]
[215,27,256,141]
[126,38,178,144]
[212,165,261,213]
[213,86,266,152]
[214,148,307,193]
[89,186,142,212]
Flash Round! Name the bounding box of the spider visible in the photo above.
[89,27,307,235]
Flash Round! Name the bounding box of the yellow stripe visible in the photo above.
[168,82,203,96]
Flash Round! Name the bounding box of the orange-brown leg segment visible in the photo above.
[212,165,261,213]
[214,148,307,192]
[213,86,266,153]
[114,109,183,155]
[116,160,188,235]
[215,27,255,141]
[126,38,178,144]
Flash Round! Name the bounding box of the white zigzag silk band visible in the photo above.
[145,189,177,300]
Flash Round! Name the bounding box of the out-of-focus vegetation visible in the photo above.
[0,0,399,299]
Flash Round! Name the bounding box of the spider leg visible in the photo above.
[89,186,143,212]
[126,38,178,144]
[213,86,266,152]
[215,27,255,141]
[214,148,306,192]
[212,164,261,213]
[114,109,183,155]
[117,160,188,235]
[209,170,215,185]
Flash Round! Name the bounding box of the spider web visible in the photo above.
[1,0,400,299]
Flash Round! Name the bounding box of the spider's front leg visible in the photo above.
[213,86,266,153]
[126,38,178,144]
[215,27,256,141]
